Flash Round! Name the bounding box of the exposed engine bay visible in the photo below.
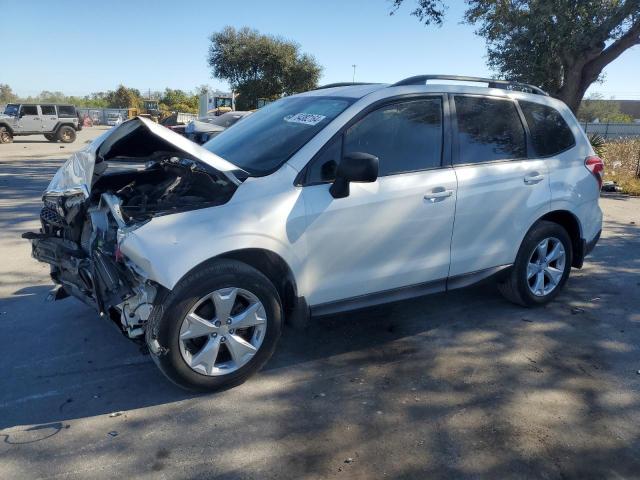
[24,118,241,339]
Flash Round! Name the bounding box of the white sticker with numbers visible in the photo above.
[284,113,326,126]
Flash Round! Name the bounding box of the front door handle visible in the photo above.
[424,189,453,202]
[524,173,544,185]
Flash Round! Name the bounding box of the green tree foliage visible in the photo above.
[2,84,202,112]
[578,93,634,123]
[208,26,322,109]
[0,84,19,103]
[159,88,199,113]
[105,85,141,109]
[389,1,640,113]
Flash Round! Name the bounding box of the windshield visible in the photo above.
[3,104,19,116]
[204,96,353,175]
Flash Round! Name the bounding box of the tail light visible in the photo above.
[585,155,604,190]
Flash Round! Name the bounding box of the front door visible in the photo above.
[299,97,457,306]
[18,105,41,133]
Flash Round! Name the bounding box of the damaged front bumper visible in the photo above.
[24,197,158,339]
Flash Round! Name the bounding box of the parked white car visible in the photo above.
[106,113,123,126]
[25,75,603,391]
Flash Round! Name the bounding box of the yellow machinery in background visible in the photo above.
[127,99,161,122]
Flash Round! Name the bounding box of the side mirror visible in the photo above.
[329,152,379,199]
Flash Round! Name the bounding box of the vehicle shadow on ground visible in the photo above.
[1,219,639,478]
[1,149,638,477]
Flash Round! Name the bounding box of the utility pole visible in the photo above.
[352,64,357,83]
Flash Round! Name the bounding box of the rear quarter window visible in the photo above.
[57,105,77,118]
[519,101,575,157]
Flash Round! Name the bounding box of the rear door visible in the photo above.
[449,94,550,276]
[18,105,41,133]
[300,96,458,306]
[40,105,58,132]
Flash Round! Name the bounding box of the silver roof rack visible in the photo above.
[392,75,548,96]
[314,82,379,90]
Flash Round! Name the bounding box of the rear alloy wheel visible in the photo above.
[57,126,76,143]
[0,127,13,144]
[146,259,283,392]
[526,237,566,297]
[498,221,572,307]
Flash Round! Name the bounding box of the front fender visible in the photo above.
[120,229,304,291]
[118,171,307,291]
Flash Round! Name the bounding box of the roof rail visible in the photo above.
[314,82,378,90]
[391,75,548,96]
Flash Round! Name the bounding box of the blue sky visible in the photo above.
[2,0,639,99]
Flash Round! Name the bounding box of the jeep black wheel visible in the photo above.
[44,133,57,142]
[145,259,283,392]
[0,127,13,144]
[57,126,76,143]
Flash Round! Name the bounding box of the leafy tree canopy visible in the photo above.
[0,84,19,104]
[1,84,202,113]
[208,26,322,110]
[389,0,640,112]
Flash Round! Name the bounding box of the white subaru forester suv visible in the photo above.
[26,75,603,391]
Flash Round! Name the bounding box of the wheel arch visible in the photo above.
[51,121,75,134]
[218,249,299,314]
[536,210,584,268]
[169,248,302,323]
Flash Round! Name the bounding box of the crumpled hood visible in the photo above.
[45,116,243,197]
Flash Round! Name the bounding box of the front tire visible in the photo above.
[146,259,283,392]
[498,221,572,307]
[57,125,76,143]
[0,127,13,143]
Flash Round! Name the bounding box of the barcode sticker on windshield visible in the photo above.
[284,113,326,126]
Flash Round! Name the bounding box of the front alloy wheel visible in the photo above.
[146,259,283,392]
[179,287,267,376]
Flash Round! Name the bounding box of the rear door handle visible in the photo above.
[424,189,453,202]
[524,173,544,185]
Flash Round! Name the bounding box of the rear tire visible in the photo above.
[57,126,76,143]
[0,127,13,144]
[44,133,57,142]
[146,259,283,392]
[498,221,572,307]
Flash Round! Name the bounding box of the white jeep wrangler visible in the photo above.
[0,103,80,143]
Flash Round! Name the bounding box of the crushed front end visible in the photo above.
[24,117,241,339]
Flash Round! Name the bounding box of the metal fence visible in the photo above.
[581,122,640,139]
[76,108,129,125]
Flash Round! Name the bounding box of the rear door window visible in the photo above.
[519,101,575,156]
[41,105,56,115]
[454,96,526,164]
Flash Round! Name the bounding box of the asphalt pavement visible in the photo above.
[1,128,639,479]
